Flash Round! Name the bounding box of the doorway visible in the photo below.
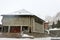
[22,26,28,33]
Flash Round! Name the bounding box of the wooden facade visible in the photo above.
[1,15,45,36]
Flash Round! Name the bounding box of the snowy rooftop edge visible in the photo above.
[1,13,34,16]
[1,9,34,15]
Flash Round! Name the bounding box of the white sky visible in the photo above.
[0,0,60,24]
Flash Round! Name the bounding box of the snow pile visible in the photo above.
[0,37,51,40]
[49,28,60,30]
[22,34,34,38]
[45,28,60,34]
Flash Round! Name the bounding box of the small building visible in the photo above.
[44,22,49,30]
[1,10,45,37]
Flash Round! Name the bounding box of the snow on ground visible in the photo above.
[49,28,60,30]
[0,33,60,40]
[0,37,51,40]
[0,33,51,40]
[22,34,34,38]
[1,37,60,40]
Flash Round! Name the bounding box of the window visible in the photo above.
[0,27,2,32]
[22,26,28,31]
[10,26,20,33]
[3,26,8,32]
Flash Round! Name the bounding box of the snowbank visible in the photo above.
[0,37,51,40]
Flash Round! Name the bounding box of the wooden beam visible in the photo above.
[8,26,10,33]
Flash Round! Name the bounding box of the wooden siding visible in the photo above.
[2,16,32,26]
[2,15,44,33]
[34,22,44,33]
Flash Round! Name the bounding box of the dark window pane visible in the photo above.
[0,27,2,32]
[10,26,20,33]
[3,26,8,32]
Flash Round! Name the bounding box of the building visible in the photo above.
[0,24,2,32]
[1,10,45,37]
[44,22,49,30]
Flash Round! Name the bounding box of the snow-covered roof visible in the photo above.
[1,9,45,22]
[1,9,34,15]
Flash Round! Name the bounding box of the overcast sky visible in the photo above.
[0,0,60,24]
